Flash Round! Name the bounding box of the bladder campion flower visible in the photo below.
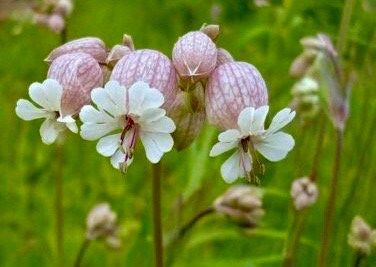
[79,81,176,171]
[209,106,295,183]
[15,79,78,144]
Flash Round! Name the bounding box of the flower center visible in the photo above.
[119,116,139,168]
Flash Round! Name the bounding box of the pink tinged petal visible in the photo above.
[172,31,217,80]
[110,49,178,111]
[47,52,103,117]
[140,116,176,133]
[79,105,115,124]
[29,79,63,111]
[220,150,252,183]
[250,105,269,133]
[139,132,164,163]
[209,141,238,157]
[39,119,61,144]
[96,133,121,157]
[45,37,107,64]
[254,132,295,162]
[206,62,269,130]
[237,107,255,134]
[218,129,242,142]
[15,99,49,120]
[267,108,296,134]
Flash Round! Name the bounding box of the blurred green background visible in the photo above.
[0,0,375,266]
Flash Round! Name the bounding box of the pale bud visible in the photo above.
[86,203,118,241]
[169,83,206,150]
[206,62,268,129]
[47,14,65,34]
[289,50,317,78]
[214,185,264,227]
[47,52,103,118]
[122,34,135,51]
[111,49,178,111]
[290,177,318,210]
[348,216,376,255]
[200,24,220,41]
[172,31,217,81]
[55,0,73,16]
[45,37,107,64]
[106,44,132,69]
[216,48,234,66]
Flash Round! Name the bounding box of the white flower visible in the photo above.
[79,80,176,171]
[15,79,78,144]
[210,106,295,183]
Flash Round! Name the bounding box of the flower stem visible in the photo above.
[177,207,215,238]
[152,162,163,267]
[336,0,357,55]
[73,238,91,267]
[55,144,64,267]
[353,252,364,267]
[318,129,343,267]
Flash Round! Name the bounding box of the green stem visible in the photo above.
[55,144,64,267]
[336,0,357,55]
[73,238,91,267]
[318,129,343,267]
[353,252,364,267]
[152,163,163,267]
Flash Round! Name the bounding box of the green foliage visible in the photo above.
[0,0,376,266]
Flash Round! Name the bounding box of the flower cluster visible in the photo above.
[290,177,318,211]
[348,216,376,256]
[16,24,295,179]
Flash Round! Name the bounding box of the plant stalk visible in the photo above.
[73,238,91,267]
[55,144,64,267]
[318,129,343,267]
[152,163,163,267]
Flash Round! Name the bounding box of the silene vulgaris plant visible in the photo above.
[15,24,297,267]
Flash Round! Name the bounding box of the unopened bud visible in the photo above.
[200,24,220,41]
[172,31,217,81]
[289,50,317,78]
[47,52,103,118]
[122,34,135,51]
[47,14,65,34]
[216,48,234,66]
[169,83,206,150]
[348,216,376,255]
[45,37,107,64]
[86,203,119,242]
[111,49,178,111]
[106,44,132,69]
[214,185,264,227]
[206,62,268,129]
[290,177,318,210]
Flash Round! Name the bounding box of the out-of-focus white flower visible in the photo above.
[86,203,121,248]
[15,79,78,144]
[210,106,295,183]
[290,177,318,210]
[348,216,376,255]
[80,81,176,171]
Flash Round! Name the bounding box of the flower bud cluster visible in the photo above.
[348,216,376,256]
[214,185,265,227]
[290,177,318,211]
[32,0,73,34]
[86,203,122,248]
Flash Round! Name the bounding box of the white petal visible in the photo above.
[128,82,165,114]
[250,106,269,133]
[79,105,114,123]
[220,150,245,183]
[39,119,61,144]
[218,129,242,142]
[66,121,78,133]
[140,108,166,123]
[104,81,127,115]
[140,116,176,133]
[142,88,164,109]
[80,122,119,141]
[29,79,63,111]
[57,115,75,123]
[209,141,238,157]
[91,83,126,117]
[267,108,296,134]
[140,132,174,153]
[255,132,295,161]
[139,132,165,163]
[110,149,125,169]
[237,107,255,134]
[96,133,121,157]
[15,99,49,120]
